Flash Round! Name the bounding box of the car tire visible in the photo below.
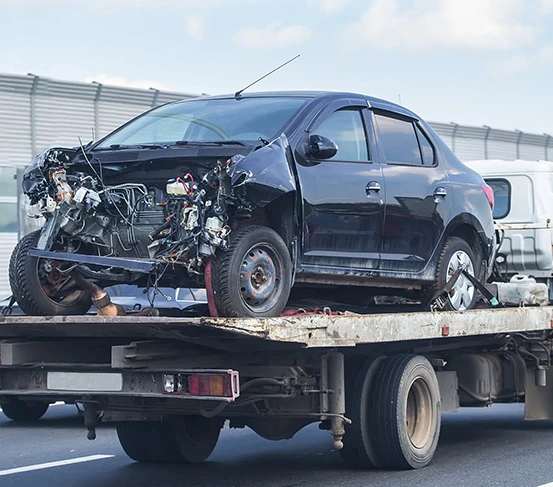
[212,225,292,317]
[9,230,92,316]
[424,236,478,311]
[116,417,223,464]
[369,355,441,470]
[1,398,49,421]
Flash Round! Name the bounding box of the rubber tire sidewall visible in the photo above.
[340,356,386,469]
[9,229,92,316]
[370,355,441,470]
[212,225,292,317]
[1,398,49,421]
[427,236,478,312]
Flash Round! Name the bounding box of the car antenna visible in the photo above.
[234,54,300,99]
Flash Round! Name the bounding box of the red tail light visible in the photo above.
[482,183,494,210]
[162,370,240,400]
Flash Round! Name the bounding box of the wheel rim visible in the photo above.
[406,377,434,449]
[446,250,475,311]
[239,242,283,314]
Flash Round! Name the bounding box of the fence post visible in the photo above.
[483,125,491,159]
[28,74,39,158]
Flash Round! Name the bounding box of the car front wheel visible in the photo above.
[211,225,293,317]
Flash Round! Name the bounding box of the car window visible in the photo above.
[486,178,511,219]
[314,109,369,162]
[374,113,422,166]
[415,125,436,165]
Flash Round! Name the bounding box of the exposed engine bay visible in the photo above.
[21,137,295,295]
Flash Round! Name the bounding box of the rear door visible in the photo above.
[373,110,452,272]
[295,101,385,270]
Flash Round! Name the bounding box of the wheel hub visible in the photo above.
[239,244,281,312]
[446,250,475,311]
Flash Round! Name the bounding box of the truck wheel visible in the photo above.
[340,356,386,469]
[370,354,441,469]
[116,417,223,464]
[9,230,92,316]
[425,236,478,311]
[212,226,292,317]
[1,399,49,421]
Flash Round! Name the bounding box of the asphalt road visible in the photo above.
[1,404,553,487]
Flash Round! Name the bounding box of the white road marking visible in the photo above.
[536,483,553,487]
[0,454,114,476]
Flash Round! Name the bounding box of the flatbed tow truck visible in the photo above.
[1,305,553,470]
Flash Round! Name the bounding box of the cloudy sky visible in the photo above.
[2,0,553,134]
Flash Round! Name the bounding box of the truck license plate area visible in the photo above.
[47,372,123,392]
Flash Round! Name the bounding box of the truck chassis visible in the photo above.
[1,307,552,468]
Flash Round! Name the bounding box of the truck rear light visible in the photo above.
[162,371,239,400]
[482,183,494,210]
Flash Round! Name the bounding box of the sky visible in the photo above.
[1,0,553,135]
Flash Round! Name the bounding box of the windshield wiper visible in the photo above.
[93,143,169,151]
[172,140,248,147]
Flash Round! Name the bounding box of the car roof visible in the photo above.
[170,91,419,119]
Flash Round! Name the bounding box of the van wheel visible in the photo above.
[1,399,49,421]
[370,355,441,469]
[9,230,92,316]
[212,226,292,317]
[117,417,223,464]
[425,236,478,311]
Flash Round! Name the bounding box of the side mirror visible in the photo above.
[308,134,338,160]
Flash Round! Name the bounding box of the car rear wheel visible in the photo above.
[425,236,478,311]
[212,225,292,317]
[9,230,92,316]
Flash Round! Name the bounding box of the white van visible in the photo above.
[465,160,553,289]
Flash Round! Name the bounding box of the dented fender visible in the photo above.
[228,135,296,208]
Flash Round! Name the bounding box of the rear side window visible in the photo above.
[486,179,511,219]
[374,113,437,166]
[315,109,369,162]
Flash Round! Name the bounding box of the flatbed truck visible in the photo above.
[1,306,552,470]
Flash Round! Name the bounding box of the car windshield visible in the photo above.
[96,97,309,148]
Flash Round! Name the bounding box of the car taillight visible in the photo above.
[482,183,494,210]
[162,370,240,400]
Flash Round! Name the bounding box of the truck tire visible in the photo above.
[1,399,49,421]
[9,230,92,316]
[370,354,441,469]
[212,226,292,317]
[425,236,478,311]
[116,417,223,464]
[340,356,386,469]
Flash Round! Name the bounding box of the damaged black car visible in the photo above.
[9,92,495,317]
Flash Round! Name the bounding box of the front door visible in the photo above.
[295,104,385,271]
[372,110,452,272]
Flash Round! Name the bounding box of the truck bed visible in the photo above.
[1,306,552,348]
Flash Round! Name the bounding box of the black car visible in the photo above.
[10,91,495,317]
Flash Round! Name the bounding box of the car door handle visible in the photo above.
[433,187,447,198]
[366,181,381,194]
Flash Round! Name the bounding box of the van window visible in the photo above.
[487,179,511,219]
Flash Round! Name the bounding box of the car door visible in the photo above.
[372,110,452,272]
[295,102,385,270]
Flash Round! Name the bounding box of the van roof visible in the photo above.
[465,159,553,175]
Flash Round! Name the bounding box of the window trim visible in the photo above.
[310,107,371,163]
[486,178,511,220]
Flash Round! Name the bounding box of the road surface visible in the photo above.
[1,404,553,487]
